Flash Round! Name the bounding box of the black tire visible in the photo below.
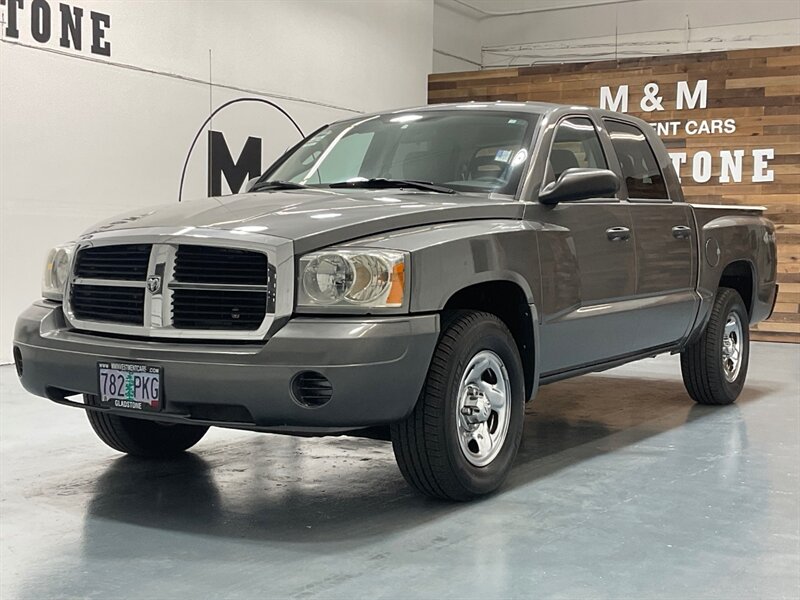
[390,310,525,501]
[85,399,209,457]
[680,287,750,405]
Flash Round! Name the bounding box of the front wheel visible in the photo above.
[85,399,209,457]
[680,287,750,405]
[390,311,525,501]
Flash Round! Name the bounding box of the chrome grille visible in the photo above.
[63,232,290,341]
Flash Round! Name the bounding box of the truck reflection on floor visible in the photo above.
[82,374,763,534]
[20,373,769,598]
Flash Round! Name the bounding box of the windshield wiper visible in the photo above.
[250,180,309,192]
[328,178,455,194]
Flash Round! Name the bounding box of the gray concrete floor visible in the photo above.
[1,343,798,600]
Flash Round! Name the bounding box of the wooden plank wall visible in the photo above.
[429,45,800,343]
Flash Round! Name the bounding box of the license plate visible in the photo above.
[97,362,162,411]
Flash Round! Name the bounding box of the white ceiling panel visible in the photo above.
[436,0,638,18]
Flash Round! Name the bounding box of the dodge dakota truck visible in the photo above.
[14,102,778,500]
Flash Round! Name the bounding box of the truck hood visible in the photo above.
[83,189,524,253]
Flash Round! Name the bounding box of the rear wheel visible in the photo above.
[680,288,750,405]
[390,311,525,501]
[85,398,208,457]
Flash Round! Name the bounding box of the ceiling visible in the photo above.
[436,0,643,19]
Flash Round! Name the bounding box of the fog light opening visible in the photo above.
[291,371,333,408]
[13,347,23,377]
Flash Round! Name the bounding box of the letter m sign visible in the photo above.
[208,130,262,196]
[599,85,629,113]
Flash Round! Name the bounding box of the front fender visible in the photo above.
[340,219,542,312]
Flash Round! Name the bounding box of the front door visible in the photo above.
[528,116,638,376]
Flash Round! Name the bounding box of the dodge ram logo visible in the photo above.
[146,276,162,294]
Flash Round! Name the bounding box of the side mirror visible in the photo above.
[538,168,620,205]
[244,176,260,193]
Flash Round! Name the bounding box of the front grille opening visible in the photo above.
[74,244,151,280]
[171,289,266,330]
[71,284,145,325]
[172,403,255,424]
[46,387,86,404]
[291,372,333,408]
[174,245,268,285]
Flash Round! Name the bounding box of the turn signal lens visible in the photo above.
[386,262,405,307]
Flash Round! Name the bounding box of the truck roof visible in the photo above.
[369,102,648,127]
[382,101,564,117]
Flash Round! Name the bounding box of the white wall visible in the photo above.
[433,0,800,71]
[433,2,481,72]
[0,0,433,363]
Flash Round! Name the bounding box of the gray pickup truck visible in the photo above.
[14,102,777,500]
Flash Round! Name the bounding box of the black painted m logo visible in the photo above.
[207,130,262,196]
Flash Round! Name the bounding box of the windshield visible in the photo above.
[260,110,540,195]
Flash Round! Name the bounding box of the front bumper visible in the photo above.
[13,301,439,431]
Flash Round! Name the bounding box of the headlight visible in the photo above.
[298,249,406,310]
[42,243,77,301]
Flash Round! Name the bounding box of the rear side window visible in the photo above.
[604,120,669,200]
[548,117,607,182]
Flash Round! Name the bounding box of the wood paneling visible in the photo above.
[429,45,800,342]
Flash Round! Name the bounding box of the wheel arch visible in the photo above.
[687,257,758,347]
[442,280,539,401]
[718,259,756,318]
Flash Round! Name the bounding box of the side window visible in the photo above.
[604,120,669,200]
[548,117,607,182]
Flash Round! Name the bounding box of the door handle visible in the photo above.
[606,226,631,242]
[672,225,692,240]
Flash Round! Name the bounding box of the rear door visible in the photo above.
[603,119,699,348]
